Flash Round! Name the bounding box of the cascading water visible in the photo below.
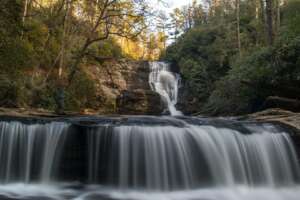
[149,62,182,116]
[87,124,300,190]
[0,117,299,200]
[0,121,68,183]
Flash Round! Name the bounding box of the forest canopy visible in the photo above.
[0,0,166,112]
[0,0,300,116]
[164,0,300,115]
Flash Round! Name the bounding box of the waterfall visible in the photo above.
[87,123,300,190]
[149,62,182,116]
[0,118,299,200]
[0,121,68,183]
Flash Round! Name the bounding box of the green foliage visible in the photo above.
[0,0,23,36]
[0,39,34,73]
[0,74,24,107]
[0,0,131,112]
[165,25,235,101]
[204,37,300,115]
[204,48,273,115]
[165,0,300,115]
[86,38,123,64]
[280,0,300,40]
[65,71,97,111]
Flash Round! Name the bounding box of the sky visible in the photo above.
[150,0,197,15]
[164,0,194,13]
[149,0,202,44]
[168,0,193,9]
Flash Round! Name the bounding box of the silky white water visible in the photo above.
[149,62,182,116]
[0,121,68,183]
[0,184,300,200]
[88,124,300,190]
[0,118,299,199]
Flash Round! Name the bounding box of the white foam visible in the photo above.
[149,62,182,116]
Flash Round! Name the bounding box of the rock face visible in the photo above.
[0,60,163,116]
[246,109,300,164]
[248,108,300,132]
[116,89,164,115]
[84,59,163,115]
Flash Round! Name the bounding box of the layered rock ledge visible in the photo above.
[246,108,300,133]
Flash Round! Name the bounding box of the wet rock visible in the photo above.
[247,108,300,132]
[84,60,152,114]
[116,89,164,115]
[246,108,300,165]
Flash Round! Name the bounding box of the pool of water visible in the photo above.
[0,184,300,200]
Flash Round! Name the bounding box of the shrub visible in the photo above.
[205,37,300,115]
[65,70,97,111]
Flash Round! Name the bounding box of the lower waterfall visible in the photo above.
[0,122,68,183]
[0,117,299,200]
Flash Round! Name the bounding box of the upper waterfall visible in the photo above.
[149,62,182,116]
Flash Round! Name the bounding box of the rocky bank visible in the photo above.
[246,109,300,132]
[84,59,163,115]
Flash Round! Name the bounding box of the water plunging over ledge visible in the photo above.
[149,62,183,116]
[0,116,299,199]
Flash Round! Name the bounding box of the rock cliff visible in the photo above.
[84,59,163,115]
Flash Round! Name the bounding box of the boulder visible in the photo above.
[247,108,300,133]
[116,89,164,115]
[247,109,300,164]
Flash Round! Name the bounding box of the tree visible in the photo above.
[59,0,71,78]
[193,3,206,26]
[47,0,147,113]
[0,0,23,36]
[164,0,300,115]
[209,0,221,17]
[236,0,241,57]
[265,0,274,45]
[169,8,184,40]
[275,0,281,34]
[67,0,148,82]
[181,5,193,31]
[156,12,169,50]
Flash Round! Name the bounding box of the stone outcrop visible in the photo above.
[0,60,164,116]
[247,108,300,132]
[84,59,163,115]
[116,89,164,115]
[243,109,300,161]
[0,107,58,118]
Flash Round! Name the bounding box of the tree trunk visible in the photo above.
[22,0,29,23]
[275,0,281,34]
[266,0,274,45]
[59,1,70,78]
[260,0,267,45]
[56,0,72,114]
[255,0,259,20]
[236,0,241,57]
[260,0,266,24]
[282,0,288,6]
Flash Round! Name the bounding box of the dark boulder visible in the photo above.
[262,96,300,112]
[116,89,164,115]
